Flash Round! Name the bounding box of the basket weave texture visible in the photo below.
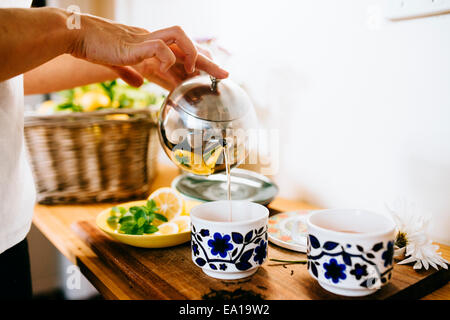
[24,109,159,204]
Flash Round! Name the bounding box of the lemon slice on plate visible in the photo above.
[154,222,179,235]
[172,216,191,232]
[148,187,184,225]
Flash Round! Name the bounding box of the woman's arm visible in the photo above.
[24,54,117,95]
[24,47,227,94]
[1,7,228,91]
[0,8,73,83]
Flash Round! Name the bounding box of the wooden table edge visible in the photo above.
[32,192,449,300]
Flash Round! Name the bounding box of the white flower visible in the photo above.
[386,200,448,271]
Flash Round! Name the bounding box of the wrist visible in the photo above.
[46,7,83,55]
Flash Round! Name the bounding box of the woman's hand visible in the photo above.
[70,14,228,87]
[1,8,227,87]
[133,44,228,90]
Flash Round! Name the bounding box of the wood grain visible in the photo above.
[33,162,450,300]
[71,215,449,300]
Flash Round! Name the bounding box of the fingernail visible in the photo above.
[186,65,194,74]
[218,69,229,78]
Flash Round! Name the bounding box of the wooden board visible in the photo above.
[32,163,450,299]
[72,216,450,300]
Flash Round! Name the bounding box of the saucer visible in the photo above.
[171,169,278,205]
[268,210,310,252]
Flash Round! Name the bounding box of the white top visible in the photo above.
[0,0,36,254]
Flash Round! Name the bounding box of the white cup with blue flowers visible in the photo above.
[306,209,396,297]
[190,200,269,280]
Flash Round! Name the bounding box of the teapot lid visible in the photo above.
[166,76,252,122]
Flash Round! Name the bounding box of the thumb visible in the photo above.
[107,65,144,87]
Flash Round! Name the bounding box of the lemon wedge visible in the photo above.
[154,222,179,235]
[37,100,56,114]
[148,187,184,225]
[171,216,191,232]
[78,91,111,111]
[182,200,202,216]
[204,145,223,168]
[105,114,130,120]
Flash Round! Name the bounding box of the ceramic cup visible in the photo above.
[305,209,396,297]
[190,200,269,280]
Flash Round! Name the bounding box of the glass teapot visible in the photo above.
[158,76,257,175]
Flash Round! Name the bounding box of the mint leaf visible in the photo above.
[119,221,136,234]
[144,224,158,234]
[137,217,146,228]
[129,206,139,214]
[146,199,158,212]
[133,225,144,235]
[154,213,168,222]
[112,201,168,235]
[106,216,119,229]
[131,207,146,220]
[119,207,127,216]
[119,215,133,224]
[111,207,120,216]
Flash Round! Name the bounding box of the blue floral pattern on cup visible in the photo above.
[191,224,268,272]
[307,235,393,289]
[382,241,394,267]
[323,258,347,284]
[208,233,234,258]
[253,240,268,265]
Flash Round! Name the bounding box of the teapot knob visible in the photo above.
[210,76,220,92]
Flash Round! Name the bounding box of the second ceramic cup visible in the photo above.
[190,200,269,280]
[306,209,396,297]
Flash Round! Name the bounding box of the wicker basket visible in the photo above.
[24,109,159,204]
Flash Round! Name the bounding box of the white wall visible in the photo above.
[115,0,450,244]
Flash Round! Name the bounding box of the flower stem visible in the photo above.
[269,259,307,264]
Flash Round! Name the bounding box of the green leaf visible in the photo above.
[119,215,134,224]
[146,199,158,212]
[132,207,147,222]
[137,217,146,228]
[110,207,120,216]
[100,80,117,101]
[133,225,145,235]
[119,221,136,234]
[129,206,139,214]
[119,207,127,216]
[106,216,119,229]
[144,224,158,234]
[55,102,83,112]
[175,153,191,167]
[148,213,155,223]
[154,213,168,222]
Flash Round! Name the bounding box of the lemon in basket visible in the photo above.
[37,100,56,114]
[78,91,111,112]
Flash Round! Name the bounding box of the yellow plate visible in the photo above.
[96,200,191,248]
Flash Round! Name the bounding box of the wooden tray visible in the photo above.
[72,215,449,300]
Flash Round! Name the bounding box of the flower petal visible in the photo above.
[413,260,422,270]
